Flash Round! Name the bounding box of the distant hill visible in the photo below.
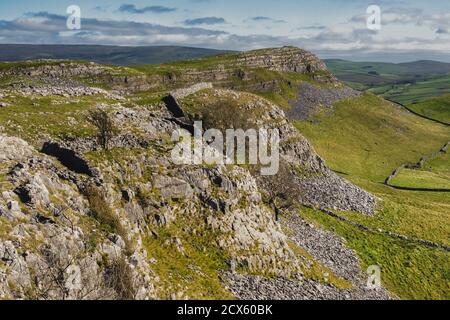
[325,59,450,90]
[397,60,450,74]
[325,59,450,78]
[0,44,232,66]
[325,59,450,123]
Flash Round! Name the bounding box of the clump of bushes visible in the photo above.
[195,99,252,132]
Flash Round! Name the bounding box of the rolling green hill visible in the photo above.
[0,44,231,66]
[325,59,450,89]
[325,59,450,123]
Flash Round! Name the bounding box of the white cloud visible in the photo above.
[0,10,449,58]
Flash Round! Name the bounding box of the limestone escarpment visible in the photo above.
[177,88,377,215]
[237,47,329,75]
[0,47,388,300]
[0,102,303,299]
[1,47,337,94]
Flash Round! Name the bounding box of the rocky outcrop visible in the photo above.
[0,100,304,298]
[237,47,330,75]
[0,136,34,162]
[166,47,337,88]
[0,134,158,299]
[287,82,360,120]
[178,88,378,215]
[10,81,111,98]
[7,61,106,78]
[223,213,393,300]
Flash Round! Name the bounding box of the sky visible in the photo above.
[1,0,450,62]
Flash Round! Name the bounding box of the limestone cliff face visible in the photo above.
[4,47,337,92]
[0,92,304,299]
[176,88,376,214]
[0,103,302,299]
[236,47,329,74]
[0,47,382,300]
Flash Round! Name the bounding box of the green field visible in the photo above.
[325,59,450,123]
[369,75,450,106]
[390,168,450,190]
[390,151,450,190]
[295,93,450,299]
[407,94,450,123]
[300,206,450,300]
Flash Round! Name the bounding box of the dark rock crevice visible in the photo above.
[162,95,186,118]
[41,142,94,176]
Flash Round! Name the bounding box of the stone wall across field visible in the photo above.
[385,141,450,189]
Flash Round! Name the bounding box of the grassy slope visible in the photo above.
[390,168,450,189]
[295,93,450,299]
[391,151,450,190]
[426,149,450,176]
[325,59,450,122]
[131,52,240,75]
[0,94,101,143]
[407,94,450,123]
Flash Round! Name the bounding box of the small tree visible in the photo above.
[199,99,252,132]
[87,109,115,150]
[254,160,299,221]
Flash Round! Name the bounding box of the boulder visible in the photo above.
[0,135,33,162]
[153,175,193,200]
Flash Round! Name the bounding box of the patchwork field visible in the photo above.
[326,59,450,123]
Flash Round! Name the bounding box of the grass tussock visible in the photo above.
[104,257,137,300]
[84,184,136,255]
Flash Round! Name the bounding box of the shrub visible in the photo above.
[85,185,122,234]
[104,257,136,300]
[197,99,252,132]
[87,109,115,150]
